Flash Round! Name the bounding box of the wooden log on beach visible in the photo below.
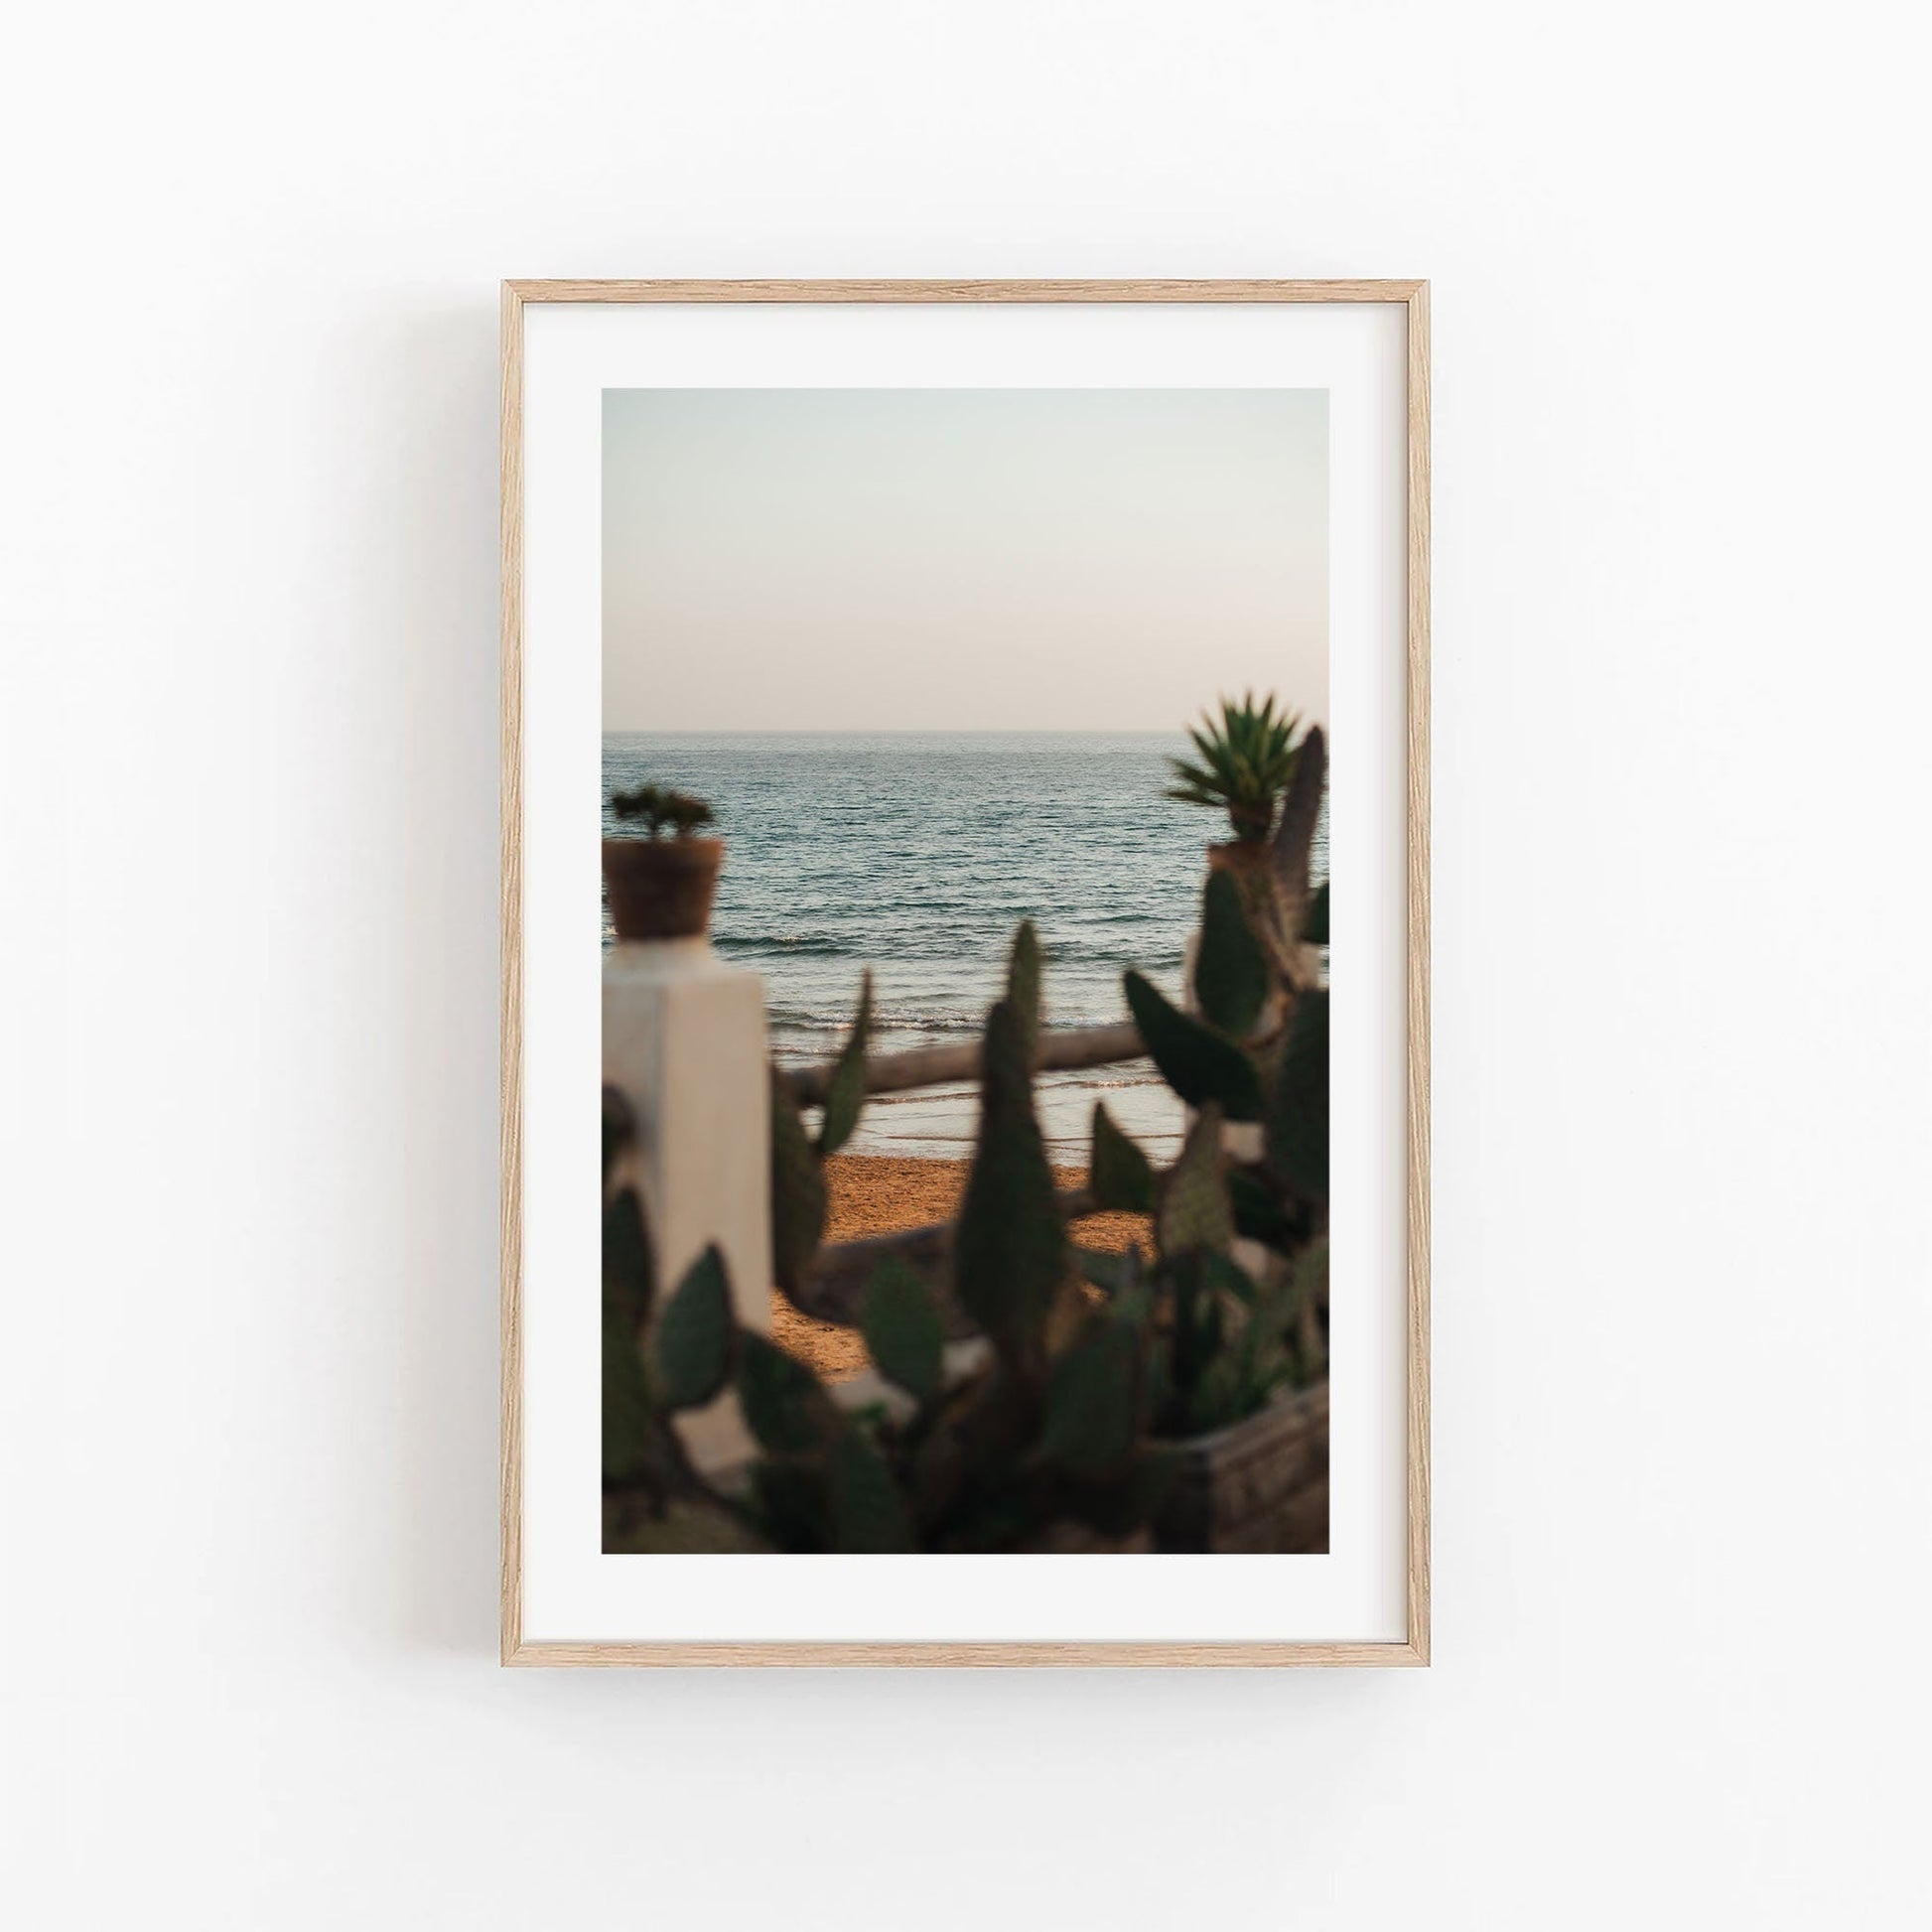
[782,1020,1146,1107]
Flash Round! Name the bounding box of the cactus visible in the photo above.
[654,1245,735,1410]
[829,1429,917,1553]
[604,968,1175,1551]
[1123,970,1265,1120]
[1193,867,1271,1038]
[1077,717,1332,1441]
[952,996,1065,1362]
[1263,725,1327,973]
[1088,1101,1156,1213]
[816,969,873,1156]
[727,775,1331,1534]
[1159,1106,1235,1257]
[769,966,872,1300]
[600,1094,761,1550]
[602,923,1182,1552]
[1268,988,1329,1204]
[603,684,1331,1550]
[1039,1315,1143,1479]
[736,1330,840,1456]
[1006,918,1043,1063]
[768,1070,827,1299]
[601,1184,658,1486]
[861,1256,944,1403]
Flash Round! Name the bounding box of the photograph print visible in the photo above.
[599,385,1332,1557]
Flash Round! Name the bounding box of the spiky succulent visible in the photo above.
[610,782,716,838]
[1166,692,1303,845]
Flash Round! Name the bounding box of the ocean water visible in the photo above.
[602,733,1324,1162]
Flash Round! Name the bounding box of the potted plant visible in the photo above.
[1165,691,1303,886]
[603,782,723,941]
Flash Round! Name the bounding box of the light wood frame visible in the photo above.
[500,279,1431,1666]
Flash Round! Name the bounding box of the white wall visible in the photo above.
[5,4,1927,1927]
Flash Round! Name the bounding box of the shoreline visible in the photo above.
[769,1152,1155,1380]
[797,1074,1187,1166]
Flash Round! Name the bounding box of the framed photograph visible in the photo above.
[500,280,1430,1665]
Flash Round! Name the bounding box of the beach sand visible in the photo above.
[769,1154,1154,1380]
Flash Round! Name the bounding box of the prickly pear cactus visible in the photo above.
[1123,969,1265,1120]
[953,996,1065,1363]
[1193,868,1271,1038]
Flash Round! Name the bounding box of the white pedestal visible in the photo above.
[604,938,771,1472]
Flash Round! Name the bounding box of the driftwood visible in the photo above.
[782,1020,1145,1108]
[783,1187,1101,1333]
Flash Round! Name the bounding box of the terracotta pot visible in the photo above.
[602,836,724,941]
[1153,1381,1329,1554]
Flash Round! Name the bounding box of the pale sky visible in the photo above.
[603,388,1327,732]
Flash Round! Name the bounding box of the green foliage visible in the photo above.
[1227,1166,1292,1250]
[1119,960,1327,1435]
[861,1257,944,1403]
[1118,699,1332,1443]
[606,756,1334,1551]
[817,971,873,1156]
[769,1071,827,1298]
[1088,1101,1156,1213]
[771,966,872,1316]
[601,1171,654,1329]
[829,1428,917,1552]
[600,1094,747,1531]
[601,1187,656,1485]
[609,782,715,838]
[1006,918,1043,1064]
[1160,1106,1235,1256]
[1040,1317,1142,1479]
[953,997,1066,1359]
[1268,989,1329,1202]
[737,1331,842,1456]
[1165,692,1303,844]
[1186,1253,1294,1435]
[601,1093,660,1489]
[1123,970,1265,1121]
[1194,868,1271,1037]
[1287,1239,1329,1382]
[729,936,1177,1550]
[654,1245,735,1411]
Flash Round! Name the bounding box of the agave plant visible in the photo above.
[1166,692,1303,845]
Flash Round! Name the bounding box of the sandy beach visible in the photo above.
[770,1154,1155,1379]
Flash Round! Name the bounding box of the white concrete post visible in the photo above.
[604,937,771,1471]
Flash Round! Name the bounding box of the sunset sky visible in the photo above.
[603,387,1328,732]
